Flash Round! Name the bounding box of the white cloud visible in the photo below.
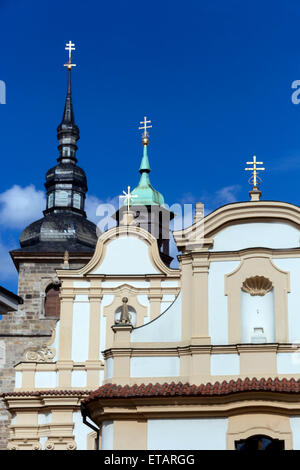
[0,240,18,284]
[179,184,241,216]
[214,184,241,205]
[0,185,45,229]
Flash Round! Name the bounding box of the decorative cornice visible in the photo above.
[174,201,300,252]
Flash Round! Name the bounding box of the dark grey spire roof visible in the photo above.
[17,68,99,254]
[57,70,79,164]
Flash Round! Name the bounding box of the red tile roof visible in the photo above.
[83,377,300,404]
[4,378,300,402]
[2,390,91,398]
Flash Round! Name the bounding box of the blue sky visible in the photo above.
[1,0,300,292]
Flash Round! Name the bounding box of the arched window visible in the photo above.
[235,434,284,451]
[45,284,60,318]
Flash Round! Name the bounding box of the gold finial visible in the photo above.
[245,155,265,201]
[139,116,152,146]
[64,41,76,70]
[120,186,138,211]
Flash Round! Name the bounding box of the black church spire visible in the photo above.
[17,42,98,253]
[57,70,79,164]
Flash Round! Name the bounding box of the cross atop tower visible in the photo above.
[139,116,152,146]
[120,186,138,211]
[245,155,265,201]
[64,41,76,70]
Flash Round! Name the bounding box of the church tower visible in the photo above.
[116,117,174,266]
[0,43,99,450]
[10,42,98,320]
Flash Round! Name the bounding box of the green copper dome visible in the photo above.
[129,144,165,206]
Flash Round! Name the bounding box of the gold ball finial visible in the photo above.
[142,135,149,146]
[139,116,152,146]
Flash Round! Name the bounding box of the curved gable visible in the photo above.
[174,201,300,252]
[57,225,178,278]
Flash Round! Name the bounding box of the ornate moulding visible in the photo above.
[241,276,273,296]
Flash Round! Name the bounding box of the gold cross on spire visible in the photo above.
[245,155,265,188]
[120,186,138,211]
[139,116,152,146]
[64,41,76,70]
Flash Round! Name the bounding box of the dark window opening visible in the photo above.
[235,434,284,451]
[44,284,60,318]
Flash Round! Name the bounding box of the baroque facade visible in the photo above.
[3,52,300,451]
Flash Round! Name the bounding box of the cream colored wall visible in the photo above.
[7,206,300,450]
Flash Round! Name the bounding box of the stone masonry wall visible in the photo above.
[0,259,89,450]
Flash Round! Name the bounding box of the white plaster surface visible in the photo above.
[92,237,160,275]
[277,353,300,374]
[208,261,240,345]
[35,371,57,388]
[241,290,275,343]
[101,421,114,450]
[130,356,180,378]
[131,294,182,343]
[290,417,300,450]
[73,411,90,450]
[72,301,90,362]
[106,357,114,379]
[211,222,300,252]
[211,354,240,375]
[71,370,87,387]
[147,418,228,450]
[15,371,22,388]
[273,258,300,343]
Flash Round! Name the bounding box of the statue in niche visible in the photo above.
[117,297,131,324]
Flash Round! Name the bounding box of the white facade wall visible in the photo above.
[35,371,58,388]
[91,237,159,275]
[131,294,181,343]
[72,297,90,362]
[73,411,91,451]
[211,354,240,375]
[208,261,239,345]
[273,258,300,343]
[130,356,180,378]
[211,222,300,252]
[147,418,228,450]
[101,421,114,450]
[241,290,275,343]
[290,417,300,450]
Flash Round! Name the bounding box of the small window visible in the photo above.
[55,190,69,206]
[45,285,60,318]
[73,192,81,209]
[48,193,54,209]
[235,434,284,451]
